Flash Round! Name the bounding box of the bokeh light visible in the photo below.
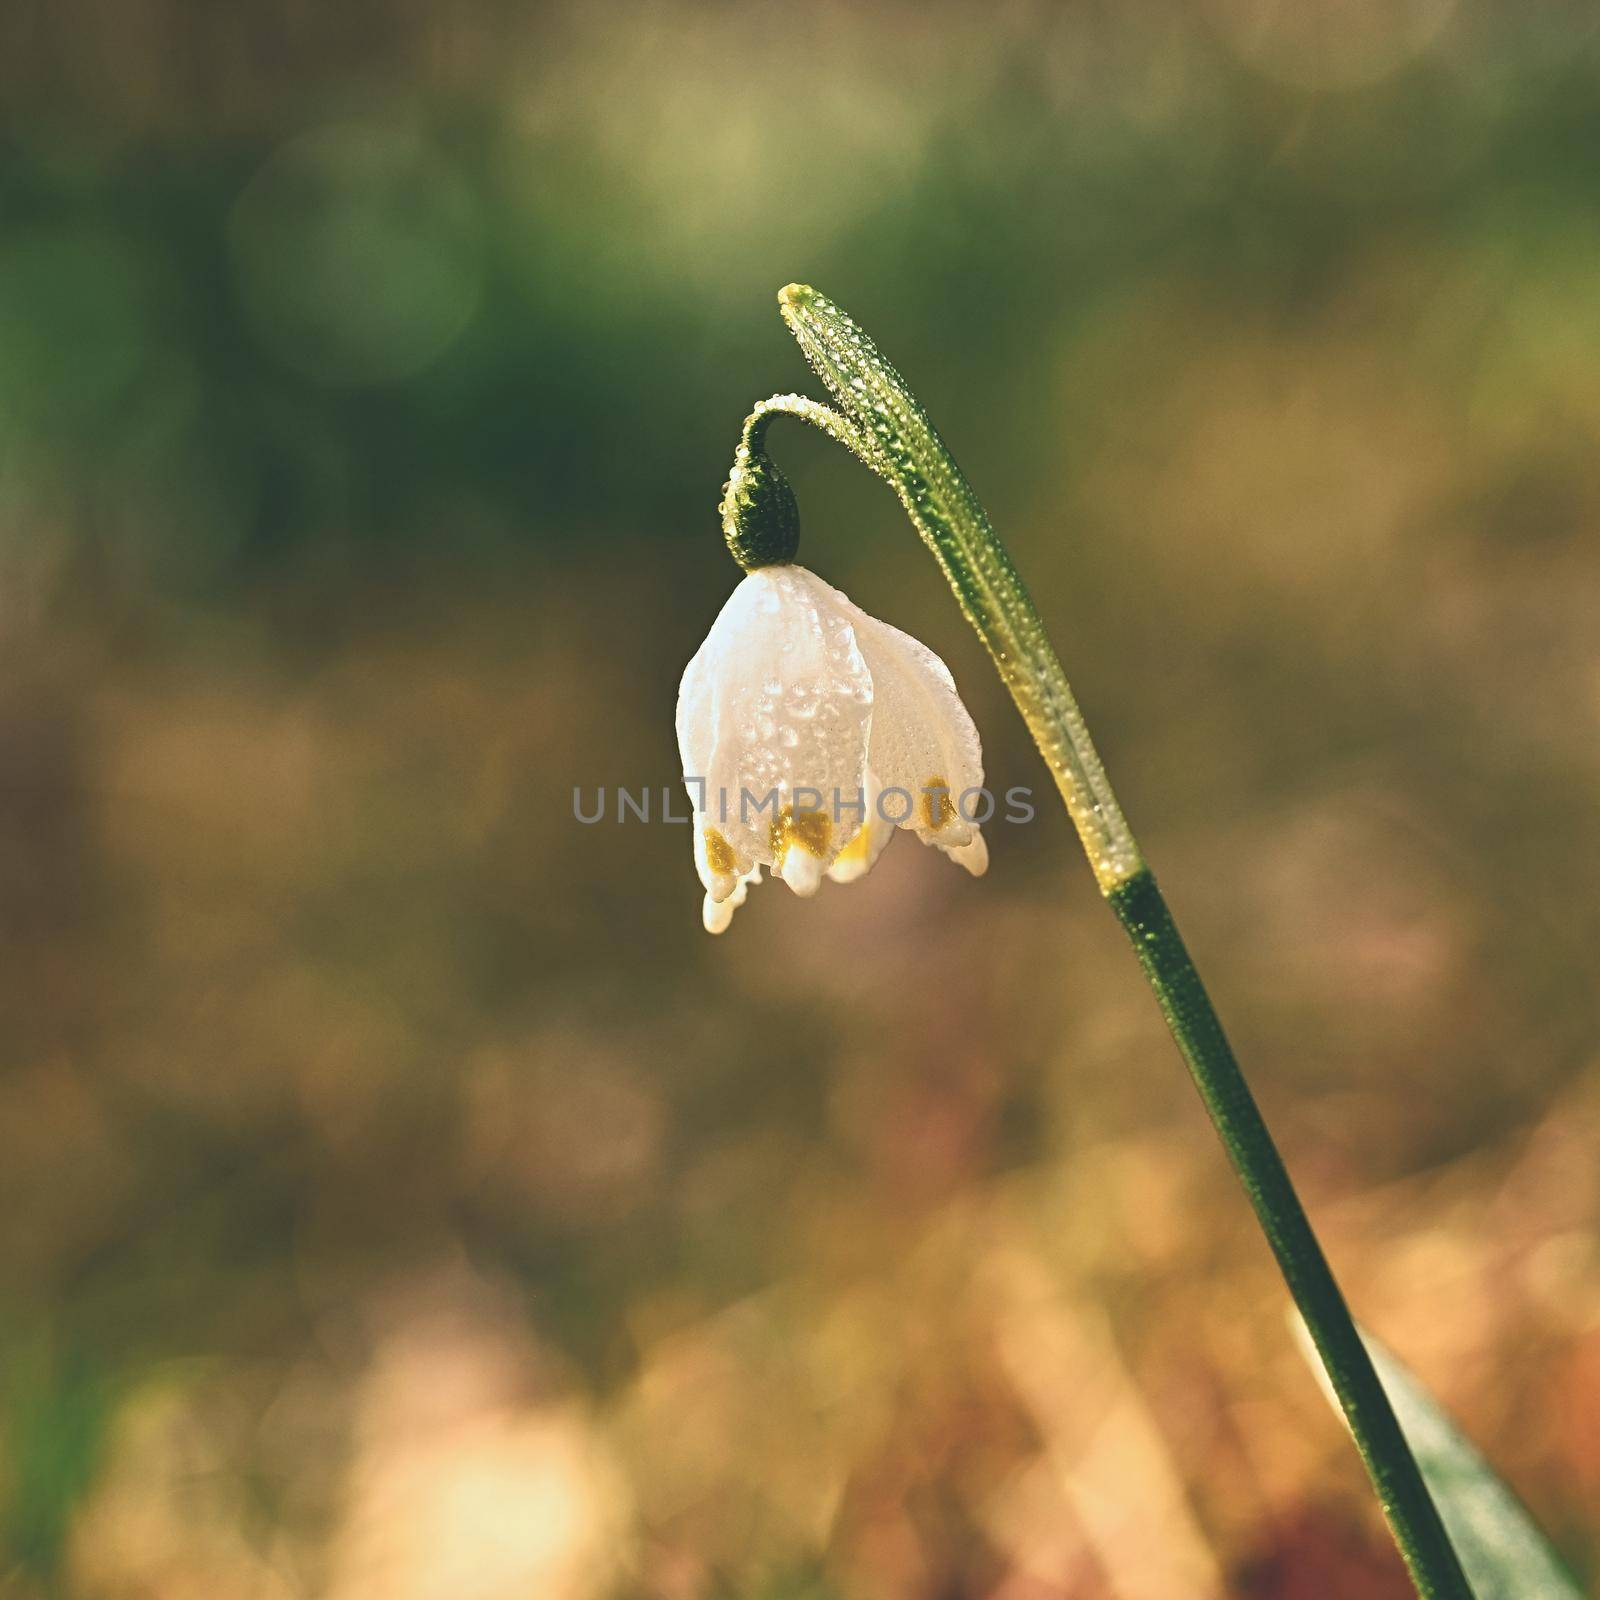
[230,122,484,386]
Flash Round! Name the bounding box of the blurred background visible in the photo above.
[1,1,1598,1595]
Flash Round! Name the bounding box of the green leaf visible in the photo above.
[772,283,1141,888]
[1301,1321,1583,1599]
[0,1330,114,1585]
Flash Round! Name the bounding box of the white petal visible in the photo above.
[675,631,716,799]
[778,846,825,897]
[946,830,988,877]
[692,818,754,904]
[681,613,754,905]
[677,563,992,925]
[841,602,984,853]
[693,566,874,878]
[825,769,896,884]
[702,865,760,933]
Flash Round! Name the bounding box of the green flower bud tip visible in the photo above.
[720,432,800,570]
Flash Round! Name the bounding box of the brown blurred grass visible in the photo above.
[0,513,1593,1596]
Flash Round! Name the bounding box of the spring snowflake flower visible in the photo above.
[677,563,987,933]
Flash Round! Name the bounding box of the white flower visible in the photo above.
[676,563,987,933]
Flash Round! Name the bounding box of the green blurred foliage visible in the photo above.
[1,2,1598,1596]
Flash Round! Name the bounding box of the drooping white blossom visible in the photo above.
[676,564,986,932]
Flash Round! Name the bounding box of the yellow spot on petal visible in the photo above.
[769,804,832,866]
[832,821,875,868]
[704,827,738,875]
[921,775,955,832]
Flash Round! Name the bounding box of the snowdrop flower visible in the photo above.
[677,563,986,933]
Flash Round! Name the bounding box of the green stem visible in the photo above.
[1109,868,1473,1599]
[758,283,1474,1599]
